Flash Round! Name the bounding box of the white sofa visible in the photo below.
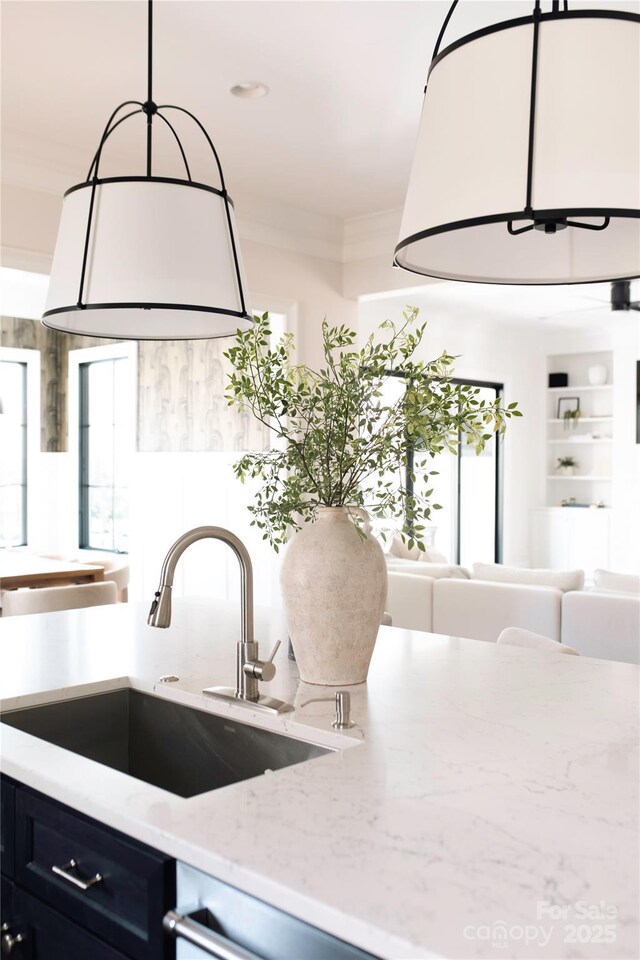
[386,572,435,633]
[386,561,640,664]
[432,578,562,643]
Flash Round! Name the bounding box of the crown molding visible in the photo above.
[235,192,344,262]
[1,246,52,275]
[2,129,346,262]
[2,130,403,266]
[342,208,402,263]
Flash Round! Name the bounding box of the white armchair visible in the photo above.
[561,591,640,664]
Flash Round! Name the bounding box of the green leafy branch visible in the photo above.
[225,308,522,551]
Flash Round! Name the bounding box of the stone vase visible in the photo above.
[280,507,387,685]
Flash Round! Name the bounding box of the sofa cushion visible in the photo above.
[385,557,470,580]
[472,562,584,593]
[592,568,640,596]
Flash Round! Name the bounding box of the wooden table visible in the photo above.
[0,554,104,591]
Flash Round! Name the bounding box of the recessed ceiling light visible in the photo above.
[230,82,269,100]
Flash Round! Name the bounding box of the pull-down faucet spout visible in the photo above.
[148,526,288,712]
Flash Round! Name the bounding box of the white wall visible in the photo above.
[357,295,547,568]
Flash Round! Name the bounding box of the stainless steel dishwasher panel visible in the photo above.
[169,862,381,960]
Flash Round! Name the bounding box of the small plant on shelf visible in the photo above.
[557,456,578,476]
[562,408,581,430]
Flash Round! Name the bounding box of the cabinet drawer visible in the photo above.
[15,787,174,960]
[13,886,129,960]
[1,775,15,878]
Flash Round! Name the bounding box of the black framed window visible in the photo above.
[456,381,503,566]
[385,374,504,565]
[79,357,129,553]
[0,360,28,548]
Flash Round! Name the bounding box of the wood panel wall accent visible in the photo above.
[137,337,269,452]
[1,318,269,454]
[1,316,113,452]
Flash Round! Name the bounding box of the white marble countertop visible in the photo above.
[1,599,638,959]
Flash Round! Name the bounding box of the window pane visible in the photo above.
[459,386,498,566]
[113,358,130,425]
[377,374,501,565]
[0,362,24,418]
[0,423,25,485]
[87,361,115,425]
[0,360,27,547]
[79,356,130,552]
[113,489,129,553]
[87,487,114,550]
[0,486,23,547]
[414,449,456,560]
[88,423,115,486]
[364,376,406,528]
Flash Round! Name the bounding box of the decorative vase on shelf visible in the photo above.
[557,465,575,477]
[588,365,608,386]
[281,507,387,686]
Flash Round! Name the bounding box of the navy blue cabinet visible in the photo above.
[1,777,15,879]
[1,776,175,959]
[12,886,131,959]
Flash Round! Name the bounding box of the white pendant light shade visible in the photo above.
[43,178,248,340]
[42,0,252,340]
[396,7,640,284]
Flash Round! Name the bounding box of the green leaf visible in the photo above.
[224,308,520,551]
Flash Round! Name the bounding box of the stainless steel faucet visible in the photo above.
[148,526,291,714]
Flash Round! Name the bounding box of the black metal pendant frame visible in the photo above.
[394,2,640,284]
[42,0,250,334]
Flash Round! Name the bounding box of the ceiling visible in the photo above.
[2,0,639,331]
[3,0,638,222]
[365,277,640,331]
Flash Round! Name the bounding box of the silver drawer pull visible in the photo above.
[1,923,25,955]
[164,909,262,960]
[51,858,103,891]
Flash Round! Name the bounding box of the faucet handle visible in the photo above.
[243,639,281,683]
[265,639,281,664]
[300,691,355,729]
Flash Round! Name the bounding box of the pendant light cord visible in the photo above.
[145,0,154,177]
[147,0,153,106]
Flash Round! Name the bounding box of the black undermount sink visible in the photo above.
[1,688,331,798]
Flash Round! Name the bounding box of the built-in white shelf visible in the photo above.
[548,384,613,393]
[548,438,612,445]
[548,417,613,424]
[547,475,612,481]
[546,350,615,527]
